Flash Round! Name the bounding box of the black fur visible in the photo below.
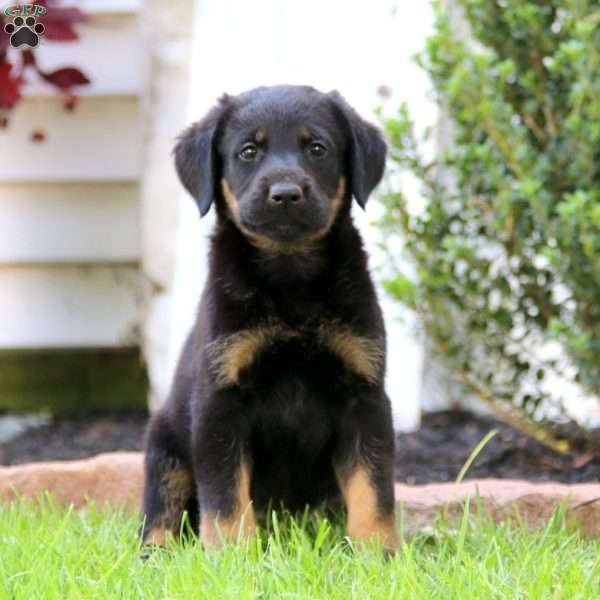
[143,84,395,546]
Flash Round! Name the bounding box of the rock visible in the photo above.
[0,452,143,512]
[395,479,600,537]
[2,452,600,537]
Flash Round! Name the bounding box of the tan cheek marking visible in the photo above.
[221,178,291,252]
[339,466,397,550]
[201,460,256,547]
[221,178,241,223]
[318,323,383,383]
[207,324,298,386]
[305,176,347,243]
[222,176,347,254]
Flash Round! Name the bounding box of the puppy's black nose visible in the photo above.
[268,182,303,206]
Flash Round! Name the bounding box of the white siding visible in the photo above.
[26,15,144,97]
[0,266,140,348]
[0,98,141,182]
[0,1,143,353]
[0,183,139,263]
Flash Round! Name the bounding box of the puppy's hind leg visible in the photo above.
[142,411,195,547]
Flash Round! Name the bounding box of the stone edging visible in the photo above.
[2,452,599,536]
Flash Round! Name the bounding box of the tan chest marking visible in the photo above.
[207,323,298,386]
[207,321,383,386]
[318,324,383,384]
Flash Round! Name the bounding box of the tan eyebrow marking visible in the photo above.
[254,128,266,143]
[299,127,311,141]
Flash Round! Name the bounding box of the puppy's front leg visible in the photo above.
[334,391,398,552]
[192,389,255,547]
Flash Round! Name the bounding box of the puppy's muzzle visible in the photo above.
[268,182,304,207]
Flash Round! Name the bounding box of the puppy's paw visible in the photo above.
[139,543,172,561]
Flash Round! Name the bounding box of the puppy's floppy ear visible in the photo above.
[328,90,387,209]
[173,95,231,217]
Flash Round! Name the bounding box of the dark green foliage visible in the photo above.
[380,0,600,440]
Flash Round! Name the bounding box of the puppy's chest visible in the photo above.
[206,319,383,389]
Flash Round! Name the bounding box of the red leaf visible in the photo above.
[41,21,79,41]
[63,92,79,111]
[0,17,9,53]
[40,66,90,89]
[37,1,87,23]
[21,49,37,68]
[0,60,24,109]
[31,128,47,142]
[37,2,88,42]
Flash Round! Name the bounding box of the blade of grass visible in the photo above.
[441,428,498,522]
[455,429,498,484]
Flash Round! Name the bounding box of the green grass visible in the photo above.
[1,497,599,599]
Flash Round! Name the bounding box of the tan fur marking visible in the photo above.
[201,460,256,547]
[339,466,397,550]
[299,127,311,141]
[222,179,283,252]
[222,178,242,222]
[161,468,194,524]
[220,177,347,255]
[207,323,298,386]
[309,176,346,242]
[318,323,383,383]
[254,128,266,143]
[208,319,381,386]
[145,527,170,546]
[143,467,194,545]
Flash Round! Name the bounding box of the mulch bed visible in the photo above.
[394,411,600,484]
[0,410,598,484]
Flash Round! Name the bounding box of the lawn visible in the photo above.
[1,497,599,599]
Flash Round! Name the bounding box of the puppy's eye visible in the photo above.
[239,143,258,161]
[308,141,327,158]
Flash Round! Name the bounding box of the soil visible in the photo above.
[1,410,599,484]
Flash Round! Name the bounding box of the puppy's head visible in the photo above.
[174,85,386,250]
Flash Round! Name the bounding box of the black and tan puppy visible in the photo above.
[142,85,397,550]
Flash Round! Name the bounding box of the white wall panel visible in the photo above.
[26,15,143,97]
[0,183,140,263]
[0,98,141,182]
[80,0,143,13]
[0,266,141,348]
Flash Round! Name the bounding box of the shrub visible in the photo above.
[380,0,600,448]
